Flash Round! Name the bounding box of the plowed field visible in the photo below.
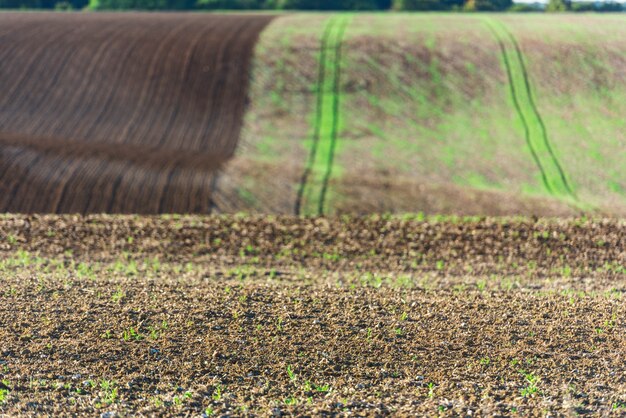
[1,13,624,216]
[0,13,273,214]
[1,215,624,416]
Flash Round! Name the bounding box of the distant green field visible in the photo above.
[215,14,626,217]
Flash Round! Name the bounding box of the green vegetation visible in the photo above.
[519,370,540,397]
[2,0,622,11]
[546,0,569,11]
[0,388,9,404]
[121,327,143,341]
[97,379,118,406]
[233,14,626,216]
[296,15,351,216]
[502,16,626,209]
[463,0,513,11]
[395,0,464,10]
[484,18,575,199]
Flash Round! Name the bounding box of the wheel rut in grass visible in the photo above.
[294,17,336,216]
[295,15,350,216]
[485,18,576,201]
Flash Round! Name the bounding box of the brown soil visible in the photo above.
[331,175,582,217]
[0,13,273,214]
[2,214,623,280]
[0,215,624,415]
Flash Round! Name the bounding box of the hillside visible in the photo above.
[0,13,624,216]
[216,14,626,216]
[0,12,273,213]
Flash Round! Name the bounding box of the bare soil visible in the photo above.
[1,215,624,416]
[0,13,273,214]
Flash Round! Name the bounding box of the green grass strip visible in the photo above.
[295,15,351,216]
[294,17,336,216]
[485,18,576,200]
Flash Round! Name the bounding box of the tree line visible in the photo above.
[1,0,623,13]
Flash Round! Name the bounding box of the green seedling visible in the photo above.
[211,384,222,401]
[148,326,159,340]
[519,370,540,397]
[284,396,297,405]
[100,380,118,405]
[612,401,626,410]
[111,288,124,303]
[427,382,436,398]
[287,365,296,382]
[0,389,8,404]
[315,383,331,393]
[122,327,142,341]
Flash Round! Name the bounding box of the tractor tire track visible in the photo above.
[318,18,349,216]
[294,15,350,216]
[295,17,337,216]
[503,27,575,198]
[484,18,575,200]
[484,21,552,194]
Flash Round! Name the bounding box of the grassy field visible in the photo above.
[0,214,624,415]
[215,14,626,217]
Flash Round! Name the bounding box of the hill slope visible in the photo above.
[216,14,626,216]
[0,12,273,213]
[0,13,623,216]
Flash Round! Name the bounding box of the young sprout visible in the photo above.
[427,382,436,398]
[287,365,296,382]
